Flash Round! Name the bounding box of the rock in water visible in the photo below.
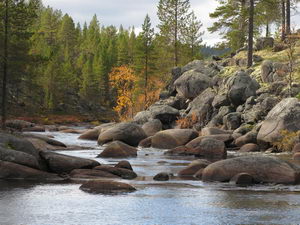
[40,151,100,174]
[98,122,147,147]
[79,180,136,194]
[153,172,170,181]
[202,156,299,184]
[257,98,300,144]
[98,141,138,158]
[151,129,198,149]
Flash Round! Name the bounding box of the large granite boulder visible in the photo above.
[98,122,147,147]
[174,70,211,99]
[149,105,180,125]
[151,129,198,149]
[79,123,116,140]
[40,151,100,174]
[202,156,299,184]
[257,98,300,144]
[225,71,260,106]
[142,119,162,137]
[97,141,138,158]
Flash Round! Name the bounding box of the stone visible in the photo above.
[151,129,198,149]
[153,172,170,181]
[70,169,119,179]
[164,146,196,156]
[239,143,260,152]
[201,127,232,136]
[212,94,230,109]
[98,122,147,147]
[0,160,63,180]
[174,69,211,99]
[225,71,260,106]
[235,131,258,147]
[80,180,136,194]
[94,165,137,179]
[230,173,254,186]
[257,98,300,144]
[178,159,210,177]
[115,161,133,171]
[255,37,274,50]
[98,141,138,158]
[186,134,233,148]
[40,151,100,174]
[149,105,179,125]
[133,111,152,124]
[191,138,227,160]
[138,137,152,148]
[194,168,205,179]
[5,120,34,130]
[293,153,300,160]
[223,113,242,130]
[293,143,300,153]
[142,119,162,137]
[202,156,298,184]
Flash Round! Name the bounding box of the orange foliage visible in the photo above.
[109,66,136,120]
[176,112,198,129]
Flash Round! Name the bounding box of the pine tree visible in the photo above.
[157,0,192,66]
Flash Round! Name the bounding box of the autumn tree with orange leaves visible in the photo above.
[109,66,136,120]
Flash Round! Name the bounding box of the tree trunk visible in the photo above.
[266,22,269,38]
[286,0,291,35]
[281,0,286,41]
[247,0,254,68]
[174,0,178,67]
[1,0,9,130]
[144,48,148,109]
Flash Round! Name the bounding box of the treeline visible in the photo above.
[209,0,300,54]
[0,0,204,123]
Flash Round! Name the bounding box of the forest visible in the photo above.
[0,0,299,126]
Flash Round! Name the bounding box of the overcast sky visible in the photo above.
[43,0,300,46]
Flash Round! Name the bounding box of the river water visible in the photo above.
[0,131,300,225]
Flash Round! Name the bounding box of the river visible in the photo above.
[0,131,300,225]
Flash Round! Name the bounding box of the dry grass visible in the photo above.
[176,112,198,129]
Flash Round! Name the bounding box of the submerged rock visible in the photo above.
[153,172,170,181]
[202,156,299,184]
[80,180,136,194]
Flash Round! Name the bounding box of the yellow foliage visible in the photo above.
[176,112,198,129]
[273,130,300,152]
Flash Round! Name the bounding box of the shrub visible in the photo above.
[273,130,300,152]
[176,112,198,129]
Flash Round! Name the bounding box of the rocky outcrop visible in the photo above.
[202,156,299,184]
[40,151,100,174]
[257,98,300,145]
[98,122,147,147]
[97,141,138,158]
[151,129,198,149]
[80,180,136,194]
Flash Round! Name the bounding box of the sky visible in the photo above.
[42,0,300,46]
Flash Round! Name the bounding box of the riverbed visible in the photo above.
[0,131,300,225]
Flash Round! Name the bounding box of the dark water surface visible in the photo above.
[0,132,300,225]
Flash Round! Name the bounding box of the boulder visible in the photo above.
[230,173,254,187]
[80,180,136,194]
[40,151,100,174]
[70,169,119,179]
[98,122,147,147]
[225,71,260,106]
[174,70,211,99]
[149,105,179,125]
[0,146,40,169]
[79,123,116,140]
[186,134,233,148]
[94,165,137,179]
[178,159,210,177]
[23,126,45,132]
[194,168,205,179]
[293,153,300,160]
[201,127,232,136]
[190,138,226,160]
[151,129,198,149]
[5,119,34,130]
[22,133,66,148]
[115,161,133,171]
[223,113,242,130]
[153,172,170,181]
[235,131,258,147]
[164,146,196,156]
[255,37,274,50]
[133,111,152,124]
[138,137,152,148]
[257,98,300,144]
[212,94,230,109]
[142,119,162,137]
[97,141,138,158]
[202,156,299,184]
[0,160,63,180]
[239,143,260,152]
